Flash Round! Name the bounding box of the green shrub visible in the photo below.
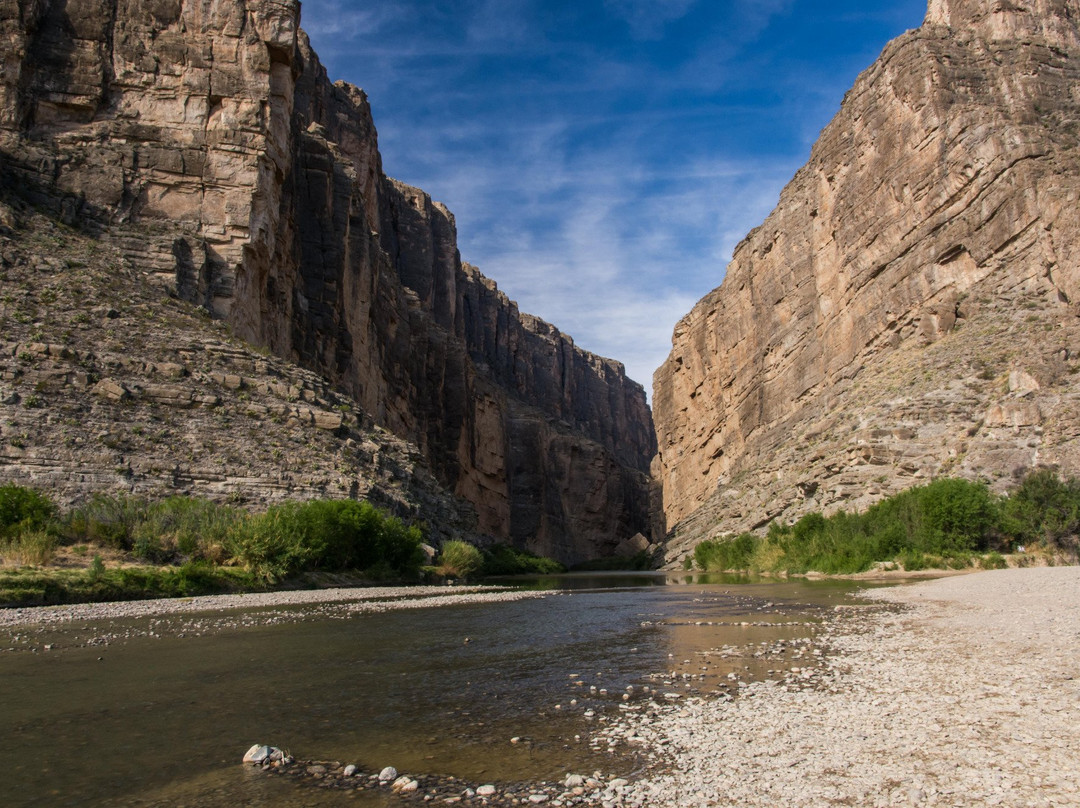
[0,485,55,536]
[864,478,998,555]
[1,530,56,566]
[694,532,760,571]
[898,548,929,571]
[223,499,424,582]
[59,494,147,550]
[1001,469,1080,553]
[288,499,424,574]
[480,543,565,576]
[132,497,241,561]
[694,477,1010,575]
[224,504,316,583]
[437,540,483,579]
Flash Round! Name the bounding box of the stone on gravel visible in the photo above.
[243,745,272,764]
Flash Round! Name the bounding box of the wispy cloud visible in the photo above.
[603,0,699,39]
[304,0,927,396]
[300,1,406,39]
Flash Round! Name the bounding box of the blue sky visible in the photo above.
[303,0,929,397]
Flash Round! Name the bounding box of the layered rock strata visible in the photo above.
[0,204,475,539]
[654,0,1080,561]
[0,0,655,562]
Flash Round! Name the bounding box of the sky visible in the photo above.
[302,0,929,397]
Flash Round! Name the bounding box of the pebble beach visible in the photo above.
[622,567,1080,807]
[5,568,1079,807]
[0,584,551,629]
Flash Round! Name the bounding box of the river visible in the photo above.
[1,574,881,807]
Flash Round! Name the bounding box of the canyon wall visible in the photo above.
[0,0,655,562]
[654,0,1080,561]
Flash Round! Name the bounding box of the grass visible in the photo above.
[0,562,263,606]
[0,530,57,566]
[435,540,484,579]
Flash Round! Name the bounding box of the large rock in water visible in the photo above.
[653,0,1080,562]
[0,0,656,563]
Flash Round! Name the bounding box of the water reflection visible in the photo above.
[1,575,876,807]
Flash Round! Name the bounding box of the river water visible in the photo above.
[2,574,880,807]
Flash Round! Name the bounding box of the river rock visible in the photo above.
[243,745,273,764]
[378,766,398,783]
[476,784,497,797]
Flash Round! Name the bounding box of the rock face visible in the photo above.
[0,205,478,540]
[653,0,1080,561]
[0,0,655,562]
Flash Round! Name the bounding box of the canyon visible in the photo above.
[0,0,656,563]
[653,0,1080,561]
[5,0,1080,568]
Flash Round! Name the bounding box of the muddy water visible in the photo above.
[1,574,878,807]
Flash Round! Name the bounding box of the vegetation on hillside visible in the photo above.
[0,490,429,604]
[693,471,1080,575]
[0,487,569,604]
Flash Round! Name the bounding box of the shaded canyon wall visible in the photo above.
[0,0,656,562]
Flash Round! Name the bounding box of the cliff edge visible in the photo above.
[653,0,1080,561]
[0,0,656,563]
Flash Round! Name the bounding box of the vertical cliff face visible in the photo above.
[654,0,1080,560]
[0,0,656,562]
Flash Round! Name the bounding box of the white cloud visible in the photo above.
[603,0,699,39]
[302,0,925,399]
[300,1,405,39]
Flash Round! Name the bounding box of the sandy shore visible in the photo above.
[0,584,553,628]
[622,567,1080,807]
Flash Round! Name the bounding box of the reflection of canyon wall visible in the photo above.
[654,0,1080,561]
[0,0,656,562]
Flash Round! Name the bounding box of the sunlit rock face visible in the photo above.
[0,0,656,563]
[653,0,1080,563]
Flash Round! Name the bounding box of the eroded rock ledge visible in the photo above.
[654,0,1080,560]
[0,0,656,562]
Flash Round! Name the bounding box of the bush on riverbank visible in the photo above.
[435,540,484,579]
[694,471,1080,575]
[480,544,566,576]
[225,500,425,583]
[0,490,427,594]
[0,485,55,537]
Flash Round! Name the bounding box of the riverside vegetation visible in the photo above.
[693,470,1080,575]
[0,488,563,605]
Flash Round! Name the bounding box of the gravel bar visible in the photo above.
[621,567,1080,807]
[0,584,552,628]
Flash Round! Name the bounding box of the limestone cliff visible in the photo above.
[0,0,655,562]
[654,0,1080,561]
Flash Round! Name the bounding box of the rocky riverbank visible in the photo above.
[0,585,551,629]
[620,566,1080,807]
